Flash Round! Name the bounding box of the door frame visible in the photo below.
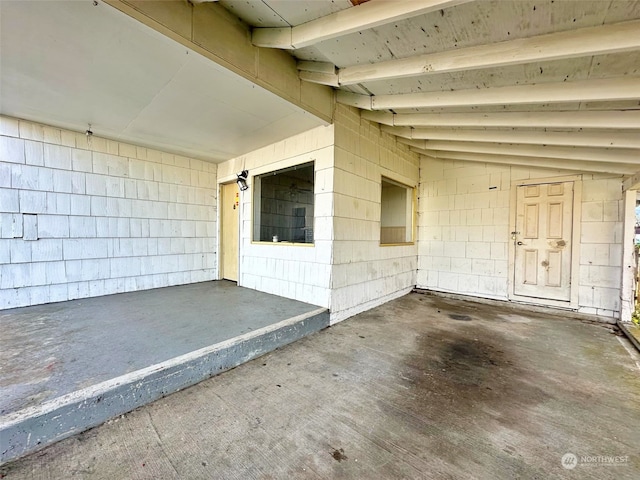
[217,178,242,282]
[507,174,582,309]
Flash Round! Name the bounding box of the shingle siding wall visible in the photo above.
[218,125,335,309]
[0,116,217,309]
[417,157,624,318]
[330,105,419,323]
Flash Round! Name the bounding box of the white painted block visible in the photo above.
[70,195,90,216]
[90,196,107,216]
[11,164,39,190]
[43,144,72,170]
[586,265,621,289]
[86,174,108,196]
[466,242,491,259]
[69,216,97,238]
[581,222,616,244]
[444,241,466,258]
[45,261,67,284]
[0,163,10,188]
[0,188,20,212]
[88,280,105,297]
[63,238,108,260]
[0,117,19,137]
[23,214,38,240]
[19,190,47,213]
[24,140,44,166]
[30,239,63,262]
[9,239,31,263]
[106,177,124,197]
[36,214,69,238]
[0,136,25,163]
[72,149,93,173]
[603,201,620,222]
[47,193,71,215]
[581,202,603,222]
[472,259,494,276]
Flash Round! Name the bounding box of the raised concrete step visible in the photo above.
[0,308,329,465]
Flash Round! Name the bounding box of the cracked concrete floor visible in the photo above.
[2,293,639,479]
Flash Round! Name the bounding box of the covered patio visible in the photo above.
[1,292,638,478]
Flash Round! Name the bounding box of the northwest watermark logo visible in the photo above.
[561,452,630,469]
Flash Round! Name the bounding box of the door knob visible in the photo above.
[517,241,524,245]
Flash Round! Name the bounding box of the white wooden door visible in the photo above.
[220,182,239,282]
[514,182,574,301]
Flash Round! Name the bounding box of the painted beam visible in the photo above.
[319,20,640,85]
[297,61,336,74]
[252,0,469,49]
[381,125,640,149]
[299,71,340,87]
[622,170,640,191]
[414,148,637,175]
[362,110,640,130]
[339,77,640,110]
[337,91,374,110]
[399,138,640,165]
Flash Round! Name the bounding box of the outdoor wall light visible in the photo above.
[236,170,249,191]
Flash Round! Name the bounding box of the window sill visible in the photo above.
[251,241,315,247]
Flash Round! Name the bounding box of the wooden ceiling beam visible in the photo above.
[361,110,640,130]
[252,0,468,49]
[300,20,640,86]
[414,148,638,175]
[338,77,640,110]
[397,138,640,165]
[622,170,640,191]
[381,125,640,149]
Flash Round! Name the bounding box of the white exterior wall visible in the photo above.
[0,116,217,309]
[330,105,419,323]
[417,157,625,318]
[218,125,335,308]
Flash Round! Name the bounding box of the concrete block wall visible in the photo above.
[0,116,217,309]
[330,105,419,323]
[417,157,625,318]
[218,125,335,308]
[578,176,625,316]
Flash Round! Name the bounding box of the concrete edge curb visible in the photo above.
[617,321,640,353]
[0,307,329,465]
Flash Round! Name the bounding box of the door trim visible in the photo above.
[507,174,582,309]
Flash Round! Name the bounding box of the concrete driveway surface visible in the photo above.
[1,293,639,479]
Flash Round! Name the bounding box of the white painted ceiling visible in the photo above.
[226,0,640,176]
[0,0,326,162]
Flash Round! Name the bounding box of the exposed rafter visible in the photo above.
[397,138,640,165]
[380,125,640,149]
[412,148,638,175]
[338,77,640,110]
[252,0,469,49]
[623,170,640,191]
[361,110,640,130]
[298,20,640,86]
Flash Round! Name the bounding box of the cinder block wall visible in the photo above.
[0,116,217,309]
[330,105,419,323]
[218,125,335,308]
[417,157,625,318]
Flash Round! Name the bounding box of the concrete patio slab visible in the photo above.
[0,281,328,464]
[1,292,638,479]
